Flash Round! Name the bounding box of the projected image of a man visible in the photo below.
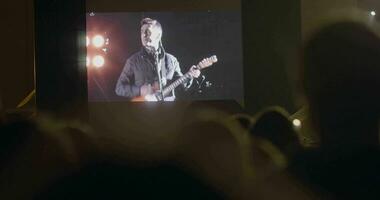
[115,18,202,101]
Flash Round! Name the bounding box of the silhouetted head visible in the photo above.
[302,21,380,147]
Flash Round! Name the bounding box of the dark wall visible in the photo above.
[87,0,241,12]
[242,0,301,114]
[0,1,34,109]
[35,0,87,118]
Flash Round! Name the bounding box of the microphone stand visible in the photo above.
[155,52,164,101]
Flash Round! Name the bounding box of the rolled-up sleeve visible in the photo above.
[115,59,140,98]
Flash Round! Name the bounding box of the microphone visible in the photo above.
[154,49,164,101]
[152,48,160,69]
[154,50,159,60]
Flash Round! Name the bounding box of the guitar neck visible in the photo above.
[160,54,217,98]
[162,68,197,97]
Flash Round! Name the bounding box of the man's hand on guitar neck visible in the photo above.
[188,57,215,78]
[188,65,201,78]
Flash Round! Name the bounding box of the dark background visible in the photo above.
[87,12,244,102]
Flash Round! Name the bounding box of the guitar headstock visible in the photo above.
[197,55,218,70]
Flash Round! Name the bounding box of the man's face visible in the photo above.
[141,24,162,50]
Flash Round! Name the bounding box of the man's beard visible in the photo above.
[144,45,156,53]
[144,42,161,56]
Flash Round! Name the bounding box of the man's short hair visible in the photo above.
[140,18,162,32]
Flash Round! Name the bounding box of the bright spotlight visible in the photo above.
[86,56,90,67]
[92,35,105,48]
[93,55,105,68]
[371,11,376,16]
[86,36,90,47]
[292,119,302,127]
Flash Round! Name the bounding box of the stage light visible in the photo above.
[292,119,301,127]
[371,11,376,16]
[86,36,90,47]
[86,56,90,67]
[93,55,105,68]
[92,35,105,48]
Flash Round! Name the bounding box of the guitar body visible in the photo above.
[131,94,175,102]
[131,96,146,102]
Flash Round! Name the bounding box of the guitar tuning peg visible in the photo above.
[206,81,212,87]
[211,55,218,62]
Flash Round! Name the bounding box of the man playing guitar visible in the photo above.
[115,18,215,102]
